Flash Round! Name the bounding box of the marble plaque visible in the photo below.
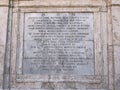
[23,13,94,75]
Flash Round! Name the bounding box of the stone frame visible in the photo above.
[10,7,104,83]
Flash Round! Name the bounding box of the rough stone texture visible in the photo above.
[112,0,120,5]
[0,7,8,89]
[0,0,120,90]
[0,0,8,6]
[112,6,120,90]
[17,0,105,7]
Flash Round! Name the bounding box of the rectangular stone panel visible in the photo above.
[23,13,94,76]
[0,0,9,5]
[18,0,104,7]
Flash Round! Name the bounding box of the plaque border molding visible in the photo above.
[14,7,103,83]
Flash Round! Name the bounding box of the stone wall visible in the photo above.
[112,1,120,90]
[0,0,8,89]
[0,0,120,90]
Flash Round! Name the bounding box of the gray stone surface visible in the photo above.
[23,13,94,75]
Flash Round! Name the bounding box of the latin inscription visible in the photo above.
[23,13,94,75]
